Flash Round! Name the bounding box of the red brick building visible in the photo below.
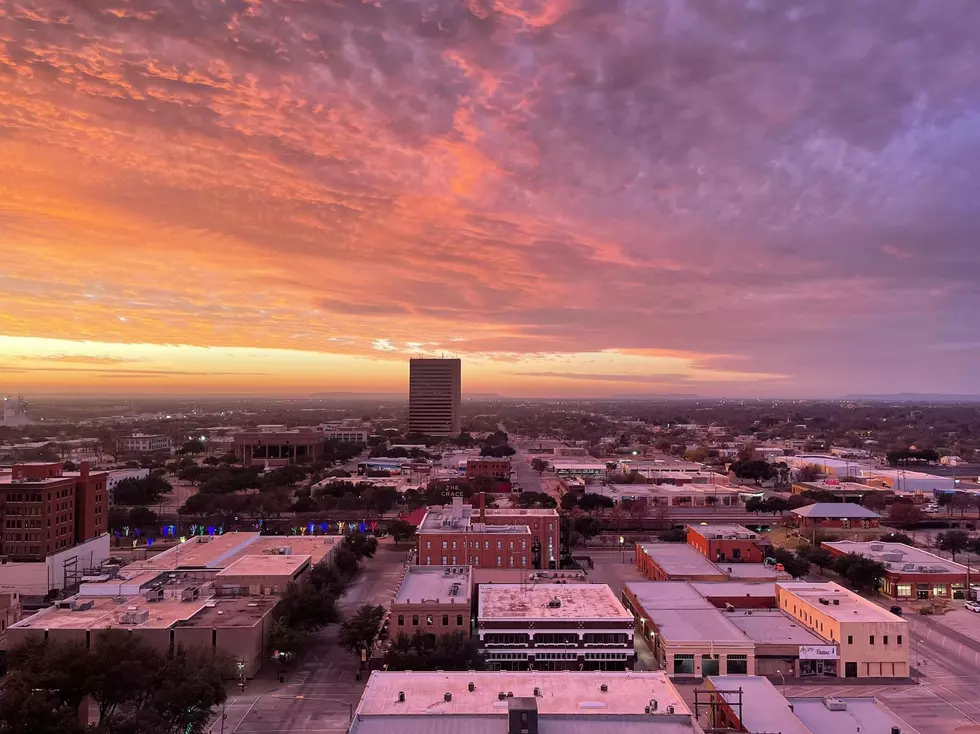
[465,458,512,480]
[417,497,560,569]
[0,462,107,560]
[823,540,969,600]
[791,503,880,531]
[686,524,767,564]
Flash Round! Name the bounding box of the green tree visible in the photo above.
[339,605,386,656]
[577,493,614,513]
[887,501,922,529]
[180,439,206,455]
[530,458,549,474]
[113,475,172,505]
[308,560,347,596]
[879,532,914,545]
[571,516,602,540]
[386,519,417,546]
[344,534,379,560]
[384,631,483,671]
[796,464,823,482]
[279,581,340,630]
[269,618,312,659]
[658,528,687,543]
[936,530,971,561]
[515,491,557,509]
[333,546,360,578]
[730,460,775,484]
[768,548,810,579]
[806,547,834,574]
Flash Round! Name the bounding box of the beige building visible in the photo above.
[390,565,472,638]
[214,553,311,596]
[776,581,909,678]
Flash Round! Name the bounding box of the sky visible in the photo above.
[1,0,979,398]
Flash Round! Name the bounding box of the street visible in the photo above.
[210,541,410,734]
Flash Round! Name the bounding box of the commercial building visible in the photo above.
[465,458,512,480]
[550,461,607,479]
[477,584,635,670]
[823,540,970,600]
[685,525,766,564]
[725,610,836,677]
[635,543,778,583]
[408,358,461,437]
[234,429,328,467]
[350,670,702,734]
[391,565,472,638]
[790,503,880,531]
[0,462,108,560]
[1,397,29,427]
[607,483,745,508]
[703,675,919,734]
[0,535,111,597]
[622,582,755,678]
[776,582,910,678]
[316,425,369,444]
[417,499,560,570]
[8,533,341,677]
[114,433,172,455]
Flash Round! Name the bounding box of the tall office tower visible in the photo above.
[408,358,461,436]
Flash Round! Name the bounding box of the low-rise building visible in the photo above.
[823,540,970,600]
[417,498,560,570]
[350,670,702,734]
[477,583,635,670]
[550,461,607,479]
[776,581,909,678]
[234,429,327,467]
[725,610,836,677]
[622,582,755,678]
[636,543,780,583]
[790,503,880,531]
[685,524,766,564]
[115,434,172,455]
[214,553,311,596]
[607,483,745,508]
[391,565,472,639]
[465,458,512,480]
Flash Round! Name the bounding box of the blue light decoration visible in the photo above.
[113,530,120,538]
[217,525,225,535]
[190,524,199,536]
[319,523,328,533]
[360,522,366,533]
[147,538,154,547]
[207,525,216,536]
[307,522,314,535]
[134,528,142,536]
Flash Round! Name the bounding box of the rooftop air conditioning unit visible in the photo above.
[824,698,847,711]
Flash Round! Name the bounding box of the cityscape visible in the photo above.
[3,1,980,734]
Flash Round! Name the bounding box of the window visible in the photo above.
[426,615,433,625]
[898,635,903,645]
[442,541,448,549]
[457,615,463,626]
[497,540,502,550]
[933,584,948,597]
[442,555,448,564]
[847,635,853,645]
[398,615,404,626]
[426,541,431,549]
[673,654,695,675]
[701,654,720,677]
[496,555,502,567]
[521,556,527,566]
[883,635,889,645]
[442,615,449,626]
[726,654,748,675]
[452,541,457,549]
[509,540,514,549]
[869,636,875,645]
[509,557,515,567]
[897,583,912,597]
[485,541,489,549]
[412,615,419,625]
[451,556,457,564]
[474,557,480,566]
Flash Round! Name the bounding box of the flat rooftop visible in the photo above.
[479,584,632,622]
[177,596,279,627]
[637,543,725,577]
[725,610,829,646]
[394,565,472,606]
[788,696,921,734]
[717,563,779,581]
[689,581,777,601]
[707,676,811,734]
[823,540,968,575]
[355,671,690,717]
[644,605,752,645]
[791,503,880,519]
[612,483,742,496]
[13,592,212,631]
[215,554,311,579]
[123,533,340,572]
[687,524,759,539]
[624,582,716,612]
[777,582,909,624]
[487,508,559,518]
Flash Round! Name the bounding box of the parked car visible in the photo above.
[965,601,980,613]
[890,606,904,616]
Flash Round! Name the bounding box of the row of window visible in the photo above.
[672,653,748,675]
[424,555,527,568]
[428,539,529,551]
[845,634,902,646]
[397,614,465,627]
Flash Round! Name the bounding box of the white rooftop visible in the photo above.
[788,696,921,734]
[707,676,811,734]
[791,503,880,519]
[644,605,752,645]
[687,524,759,539]
[355,671,691,717]
[479,584,632,622]
[394,566,472,606]
[823,540,968,575]
[725,610,829,646]
[637,543,725,577]
[777,582,910,625]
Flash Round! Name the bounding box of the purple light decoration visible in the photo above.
[319,523,327,533]
[359,522,365,533]
[147,538,154,547]
[307,523,314,534]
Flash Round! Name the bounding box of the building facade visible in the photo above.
[465,458,512,480]
[234,430,327,467]
[408,358,461,437]
[791,504,881,531]
[115,434,172,455]
[823,540,970,600]
[0,462,107,560]
[477,584,636,670]
[686,524,766,564]
[391,565,472,639]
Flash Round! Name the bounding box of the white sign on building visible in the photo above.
[799,645,838,660]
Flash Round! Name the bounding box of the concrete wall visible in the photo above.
[0,534,111,595]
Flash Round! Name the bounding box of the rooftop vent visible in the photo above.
[600,684,608,692]
[666,705,675,715]
[547,598,562,608]
[468,682,475,693]
[444,693,452,702]
[824,698,847,711]
[398,692,405,703]
[832,599,840,605]
[499,692,507,701]
[648,699,659,712]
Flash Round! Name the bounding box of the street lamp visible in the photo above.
[619,536,625,563]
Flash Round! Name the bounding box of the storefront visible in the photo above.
[798,645,839,678]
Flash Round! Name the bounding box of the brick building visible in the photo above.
[464,458,512,480]
[823,540,970,600]
[391,565,473,638]
[0,462,107,560]
[477,583,635,670]
[686,524,767,564]
[417,498,560,570]
[791,504,881,532]
[115,434,172,455]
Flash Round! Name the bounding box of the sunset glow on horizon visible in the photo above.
[2,1,979,397]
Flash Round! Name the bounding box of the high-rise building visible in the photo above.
[408,358,461,436]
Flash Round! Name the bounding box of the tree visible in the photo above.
[730,460,775,484]
[279,581,340,630]
[658,528,687,543]
[768,548,810,579]
[62,460,78,472]
[577,493,614,514]
[386,519,417,546]
[807,546,834,574]
[796,464,823,482]
[308,560,347,596]
[269,618,312,659]
[862,493,887,513]
[833,552,885,593]
[128,506,158,528]
[339,604,386,656]
[531,458,549,474]
[887,501,922,529]
[571,516,602,541]
[113,475,172,505]
[333,546,360,578]
[384,631,483,671]
[936,530,971,561]
[344,534,379,560]
[515,491,557,509]
[180,439,206,455]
